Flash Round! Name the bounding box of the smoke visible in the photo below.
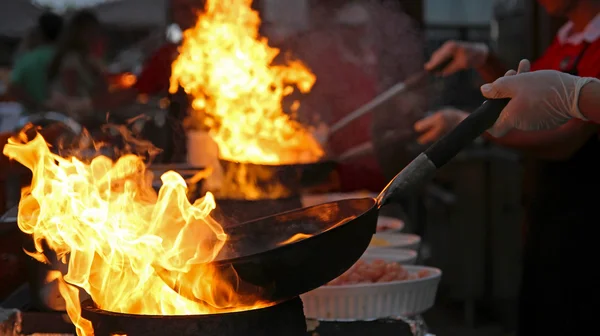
[263,0,427,175]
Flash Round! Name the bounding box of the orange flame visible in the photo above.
[277,233,312,246]
[170,0,324,165]
[3,134,269,336]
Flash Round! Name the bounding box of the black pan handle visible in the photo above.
[428,56,454,74]
[424,98,509,168]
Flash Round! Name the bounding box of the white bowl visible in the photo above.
[376,216,404,233]
[301,265,442,320]
[369,232,421,250]
[362,248,417,265]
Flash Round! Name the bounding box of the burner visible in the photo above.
[81,297,307,336]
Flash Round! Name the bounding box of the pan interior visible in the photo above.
[215,198,376,262]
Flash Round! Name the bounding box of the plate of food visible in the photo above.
[301,259,441,319]
[368,232,421,250]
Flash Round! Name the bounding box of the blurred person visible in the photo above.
[295,2,387,192]
[47,10,137,129]
[482,60,600,132]
[413,0,600,334]
[8,12,63,114]
[133,0,199,95]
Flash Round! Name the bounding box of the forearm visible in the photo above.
[475,53,508,83]
[484,120,597,160]
[578,80,600,123]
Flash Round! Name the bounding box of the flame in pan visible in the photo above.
[170,0,324,165]
[3,133,270,336]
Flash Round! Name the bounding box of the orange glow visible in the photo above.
[170,0,324,166]
[3,134,269,336]
[110,73,137,90]
[277,233,313,246]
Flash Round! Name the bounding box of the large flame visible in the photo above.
[170,0,324,165]
[3,134,269,336]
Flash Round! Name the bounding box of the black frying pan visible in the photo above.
[159,98,509,305]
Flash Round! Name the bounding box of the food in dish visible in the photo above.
[376,224,397,232]
[326,260,430,286]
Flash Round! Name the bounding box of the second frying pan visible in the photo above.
[159,98,510,305]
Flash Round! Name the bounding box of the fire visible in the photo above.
[170,0,324,165]
[3,134,269,336]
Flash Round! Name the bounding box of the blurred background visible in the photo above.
[0,1,572,335]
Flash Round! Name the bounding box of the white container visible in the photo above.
[376,216,404,233]
[301,265,442,320]
[362,248,417,265]
[186,131,223,190]
[369,232,421,251]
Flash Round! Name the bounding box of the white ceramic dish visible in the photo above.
[376,216,404,233]
[301,265,442,320]
[369,232,421,251]
[362,248,417,265]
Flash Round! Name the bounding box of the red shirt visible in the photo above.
[531,37,600,76]
[134,43,179,95]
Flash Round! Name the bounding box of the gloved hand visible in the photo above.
[481,59,597,137]
[425,40,489,76]
[413,108,468,144]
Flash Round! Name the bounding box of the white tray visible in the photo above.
[369,232,421,250]
[301,265,441,320]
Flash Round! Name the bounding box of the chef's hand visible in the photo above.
[413,108,469,144]
[481,59,597,137]
[425,40,489,76]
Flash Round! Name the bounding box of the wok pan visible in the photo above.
[159,98,510,304]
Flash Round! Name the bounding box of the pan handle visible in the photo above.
[423,99,509,168]
[428,56,454,74]
[377,98,509,206]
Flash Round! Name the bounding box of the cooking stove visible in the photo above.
[2,296,416,336]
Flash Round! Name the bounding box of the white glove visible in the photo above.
[425,40,489,76]
[481,59,598,137]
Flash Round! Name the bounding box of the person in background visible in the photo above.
[413,0,600,334]
[133,0,199,95]
[47,10,136,129]
[8,12,63,114]
[482,59,600,134]
[295,2,387,192]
